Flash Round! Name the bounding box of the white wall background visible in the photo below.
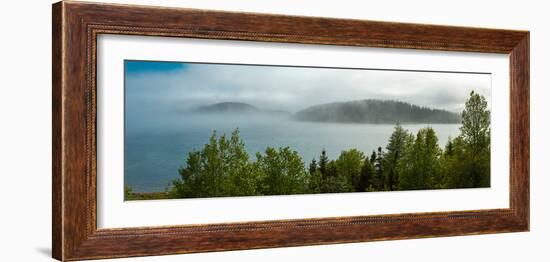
[0,0,546,261]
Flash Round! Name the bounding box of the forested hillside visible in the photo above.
[293,99,460,124]
[195,102,290,116]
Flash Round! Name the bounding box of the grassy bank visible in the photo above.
[125,191,173,201]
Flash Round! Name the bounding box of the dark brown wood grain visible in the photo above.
[509,35,530,227]
[52,1,530,261]
[52,3,63,260]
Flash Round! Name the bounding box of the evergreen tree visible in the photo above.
[398,127,441,190]
[372,147,385,190]
[425,128,443,188]
[370,151,376,164]
[441,137,459,187]
[307,158,322,194]
[319,149,329,177]
[359,157,375,191]
[320,160,353,193]
[309,158,317,174]
[383,124,410,190]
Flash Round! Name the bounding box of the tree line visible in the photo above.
[293,99,461,124]
[126,91,490,200]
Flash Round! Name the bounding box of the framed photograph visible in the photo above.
[52,1,529,261]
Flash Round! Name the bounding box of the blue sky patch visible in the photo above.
[125,60,186,74]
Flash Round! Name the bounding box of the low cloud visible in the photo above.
[125,63,491,121]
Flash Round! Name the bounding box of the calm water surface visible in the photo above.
[125,115,460,192]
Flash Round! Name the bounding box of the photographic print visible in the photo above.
[124,60,491,200]
[52,4,529,259]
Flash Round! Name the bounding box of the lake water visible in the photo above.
[125,115,460,192]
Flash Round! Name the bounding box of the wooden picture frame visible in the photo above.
[52,1,529,261]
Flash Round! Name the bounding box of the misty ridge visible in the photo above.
[195,102,291,116]
[190,99,461,124]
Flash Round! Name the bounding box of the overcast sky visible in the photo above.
[125,60,491,116]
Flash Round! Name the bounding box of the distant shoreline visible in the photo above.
[188,99,461,125]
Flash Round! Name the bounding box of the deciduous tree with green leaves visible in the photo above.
[256,146,309,195]
[172,129,260,198]
[446,91,491,188]
[335,149,364,191]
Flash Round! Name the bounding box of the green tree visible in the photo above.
[320,159,354,193]
[459,91,491,187]
[398,127,442,190]
[425,128,444,188]
[335,149,364,191]
[359,156,375,191]
[460,91,491,153]
[308,169,323,194]
[309,158,317,175]
[172,129,260,198]
[325,160,338,177]
[444,91,491,188]
[319,149,329,176]
[256,147,309,195]
[372,147,385,190]
[367,150,378,189]
[383,124,410,190]
[307,158,323,193]
[321,175,354,193]
[442,137,465,188]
